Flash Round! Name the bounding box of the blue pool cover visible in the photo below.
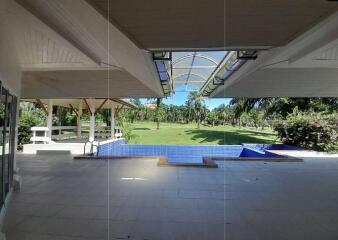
[97,139,300,163]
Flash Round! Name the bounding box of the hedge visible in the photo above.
[273,112,338,152]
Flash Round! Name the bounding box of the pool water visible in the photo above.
[239,147,281,158]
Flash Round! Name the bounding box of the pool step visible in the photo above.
[157,157,218,168]
[73,155,219,168]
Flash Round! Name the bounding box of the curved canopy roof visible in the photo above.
[172,51,227,92]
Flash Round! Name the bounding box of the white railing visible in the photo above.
[31,125,123,142]
[94,126,110,138]
[94,126,123,138]
[51,126,123,140]
[51,126,77,140]
[114,126,123,138]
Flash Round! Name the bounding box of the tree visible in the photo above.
[155,98,162,130]
[130,98,141,106]
[207,111,217,127]
[186,91,204,128]
[230,98,249,128]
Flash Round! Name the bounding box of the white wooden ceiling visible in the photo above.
[10,1,98,70]
[211,12,338,97]
[9,0,338,98]
[21,70,158,99]
[10,0,163,98]
[86,0,338,50]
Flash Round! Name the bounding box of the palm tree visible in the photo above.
[187,91,204,128]
[207,111,217,127]
[230,98,266,127]
[145,97,163,130]
[155,98,162,130]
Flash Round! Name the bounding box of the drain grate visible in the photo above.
[112,235,130,239]
[111,235,151,240]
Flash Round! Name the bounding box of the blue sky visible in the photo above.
[139,51,232,109]
[140,92,231,110]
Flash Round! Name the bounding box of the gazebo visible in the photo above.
[23,98,135,142]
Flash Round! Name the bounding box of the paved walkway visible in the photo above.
[2,153,338,239]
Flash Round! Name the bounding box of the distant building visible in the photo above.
[144,102,157,109]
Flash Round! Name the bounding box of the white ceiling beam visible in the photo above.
[15,0,163,97]
[21,65,121,71]
[10,1,99,68]
[173,66,216,69]
[14,0,102,66]
[175,80,205,83]
[288,12,338,64]
[210,11,338,98]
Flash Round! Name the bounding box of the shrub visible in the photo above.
[18,109,46,149]
[121,124,137,143]
[273,112,338,152]
[57,107,77,126]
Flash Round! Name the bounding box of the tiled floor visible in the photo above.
[2,153,338,239]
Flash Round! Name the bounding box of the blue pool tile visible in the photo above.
[97,139,290,163]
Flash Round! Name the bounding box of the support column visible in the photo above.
[111,105,115,138]
[46,99,53,139]
[77,100,83,138]
[89,100,95,141]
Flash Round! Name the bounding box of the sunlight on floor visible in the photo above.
[120,177,148,181]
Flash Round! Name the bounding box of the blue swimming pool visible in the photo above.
[97,139,301,163]
[242,143,301,151]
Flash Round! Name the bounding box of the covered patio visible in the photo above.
[3,153,338,239]
[1,0,338,239]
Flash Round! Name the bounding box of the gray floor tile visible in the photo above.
[3,153,338,239]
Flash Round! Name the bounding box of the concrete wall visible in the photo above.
[0,0,22,227]
[23,143,92,155]
[0,0,22,151]
[0,0,21,96]
[0,0,23,184]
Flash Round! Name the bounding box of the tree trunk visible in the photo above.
[156,98,161,130]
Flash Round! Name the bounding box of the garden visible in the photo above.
[18,93,338,152]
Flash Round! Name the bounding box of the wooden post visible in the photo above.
[36,99,48,114]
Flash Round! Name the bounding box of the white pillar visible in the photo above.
[89,100,95,141]
[111,105,115,138]
[32,130,36,144]
[46,99,53,139]
[77,100,83,138]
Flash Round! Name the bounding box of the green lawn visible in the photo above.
[127,121,277,145]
